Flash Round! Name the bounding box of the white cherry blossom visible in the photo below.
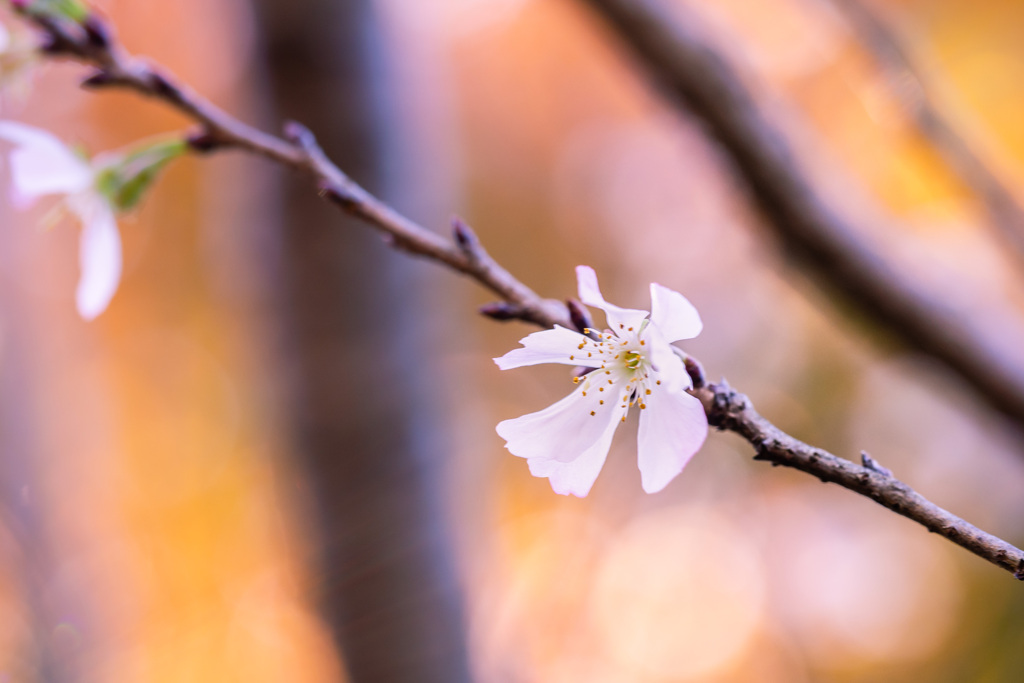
[0,21,39,98]
[0,120,120,319]
[495,265,708,496]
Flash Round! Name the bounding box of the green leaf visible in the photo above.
[22,0,90,24]
[97,136,187,212]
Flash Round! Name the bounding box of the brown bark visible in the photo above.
[251,2,472,681]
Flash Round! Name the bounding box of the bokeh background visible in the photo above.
[1,0,1024,681]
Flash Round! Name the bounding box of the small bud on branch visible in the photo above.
[566,298,593,334]
[684,356,706,390]
[452,217,478,253]
[480,302,527,321]
[80,69,113,87]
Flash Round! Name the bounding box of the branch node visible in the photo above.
[861,451,894,477]
[752,437,773,461]
[186,129,222,153]
[709,379,747,421]
[317,181,357,210]
[283,120,318,150]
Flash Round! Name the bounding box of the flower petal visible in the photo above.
[646,325,690,393]
[650,282,703,342]
[494,325,603,370]
[497,381,624,463]
[69,193,122,320]
[636,387,708,493]
[576,265,649,332]
[0,121,93,203]
[526,406,622,497]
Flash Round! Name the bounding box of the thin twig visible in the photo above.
[19,5,568,331]
[578,0,1024,432]
[831,0,1024,270]
[11,5,1024,580]
[697,381,1024,579]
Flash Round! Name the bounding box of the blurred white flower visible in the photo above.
[0,121,184,319]
[0,20,39,98]
[0,120,121,319]
[495,265,708,496]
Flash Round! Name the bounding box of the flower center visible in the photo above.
[572,326,658,419]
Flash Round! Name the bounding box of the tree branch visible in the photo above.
[21,4,568,331]
[831,0,1024,270]
[577,0,1024,433]
[10,4,1024,580]
[694,375,1024,579]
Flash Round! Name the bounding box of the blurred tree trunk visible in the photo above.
[250,2,472,682]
